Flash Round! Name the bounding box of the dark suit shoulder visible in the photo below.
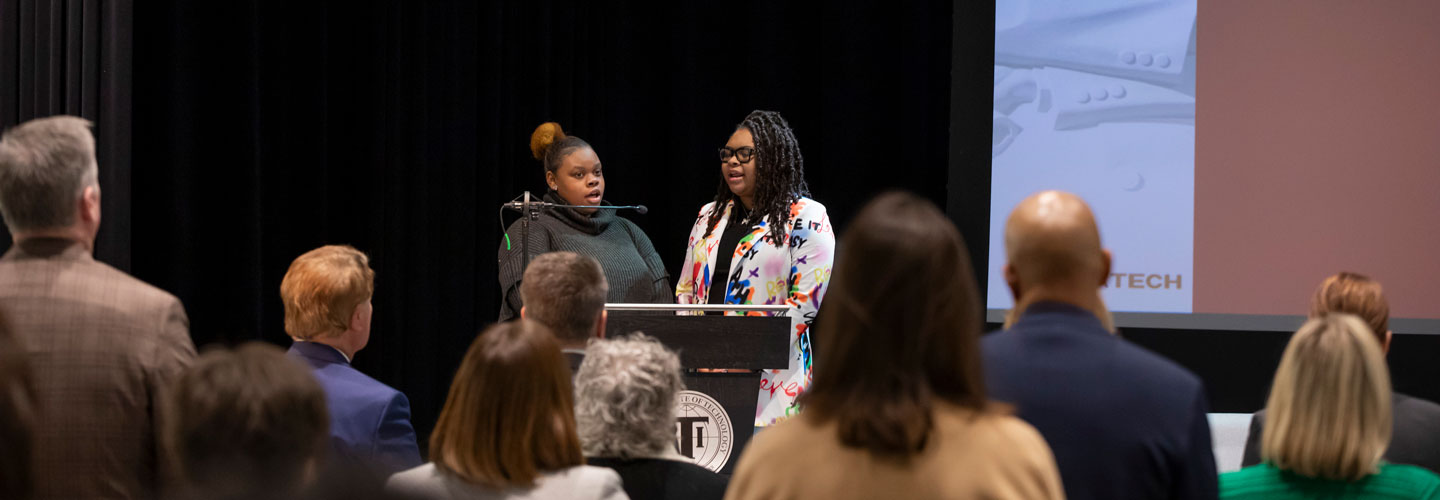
[979,326,1029,361]
[308,361,407,431]
[985,321,1203,395]
[1110,335,1204,390]
[587,457,728,500]
[1387,393,1440,474]
[1395,393,1440,415]
[315,362,402,399]
[1248,395,1440,473]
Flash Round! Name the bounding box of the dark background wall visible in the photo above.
[5,0,1436,450]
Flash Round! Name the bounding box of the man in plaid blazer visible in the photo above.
[0,116,196,500]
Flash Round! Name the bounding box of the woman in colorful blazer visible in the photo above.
[676,110,835,427]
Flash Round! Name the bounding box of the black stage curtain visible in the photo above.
[132,1,955,446]
[0,0,132,269]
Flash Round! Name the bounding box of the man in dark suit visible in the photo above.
[282,245,421,474]
[982,191,1218,500]
[1241,272,1440,473]
[518,251,609,374]
[0,115,197,499]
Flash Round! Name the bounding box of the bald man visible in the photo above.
[982,191,1218,500]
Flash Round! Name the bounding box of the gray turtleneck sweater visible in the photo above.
[497,191,672,321]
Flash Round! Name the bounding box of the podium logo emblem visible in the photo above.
[674,390,734,473]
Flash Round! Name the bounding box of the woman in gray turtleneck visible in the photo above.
[497,122,671,321]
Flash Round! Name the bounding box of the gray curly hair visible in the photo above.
[574,333,685,458]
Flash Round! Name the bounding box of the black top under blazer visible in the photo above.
[587,457,728,500]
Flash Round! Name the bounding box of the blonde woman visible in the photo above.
[1221,314,1440,499]
[1241,272,1440,473]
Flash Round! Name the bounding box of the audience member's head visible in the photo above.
[429,320,582,488]
[574,333,684,459]
[520,251,608,347]
[803,191,989,456]
[0,116,102,247]
[1002,190,1112,326]
[1262,314,1391,481]
[1310,272,1391,352]
[0,316,35,500]
[281,245,376,358]
[167,342,329,500]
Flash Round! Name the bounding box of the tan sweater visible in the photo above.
[725,403,1064,500]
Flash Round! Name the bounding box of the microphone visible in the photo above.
[499,190,645,273]
[502,200,648,214]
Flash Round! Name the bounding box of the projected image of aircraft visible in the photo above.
[992,0,1196,157]
[988,0,1197,315]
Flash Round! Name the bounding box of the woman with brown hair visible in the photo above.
[385,320,627,500]
[724,192,1062,500]
[1221,314,1440,499]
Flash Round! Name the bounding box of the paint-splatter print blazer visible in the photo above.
[676,197,835,426]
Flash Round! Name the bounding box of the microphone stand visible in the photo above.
[521,191,535,271]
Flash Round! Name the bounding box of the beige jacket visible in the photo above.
[725,403,1065,500]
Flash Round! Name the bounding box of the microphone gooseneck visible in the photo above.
[500,190,647,276]
[502,200,648,214]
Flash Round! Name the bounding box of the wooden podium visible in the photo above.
[604,304,791,475]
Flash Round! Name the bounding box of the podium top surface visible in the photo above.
[605,303,790,313]
[603,314,791,370]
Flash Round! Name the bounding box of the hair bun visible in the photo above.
[530,122,567,161]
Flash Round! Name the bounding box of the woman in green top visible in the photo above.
[496,122,671,321]
[1221,314,1440,499]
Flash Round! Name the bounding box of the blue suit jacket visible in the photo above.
[288,341,422,474]
[982,302,1218,500]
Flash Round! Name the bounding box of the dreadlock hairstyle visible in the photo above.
[530,122,592,175]
[703,110,811,242]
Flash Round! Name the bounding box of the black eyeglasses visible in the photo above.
[718,146,755,163]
